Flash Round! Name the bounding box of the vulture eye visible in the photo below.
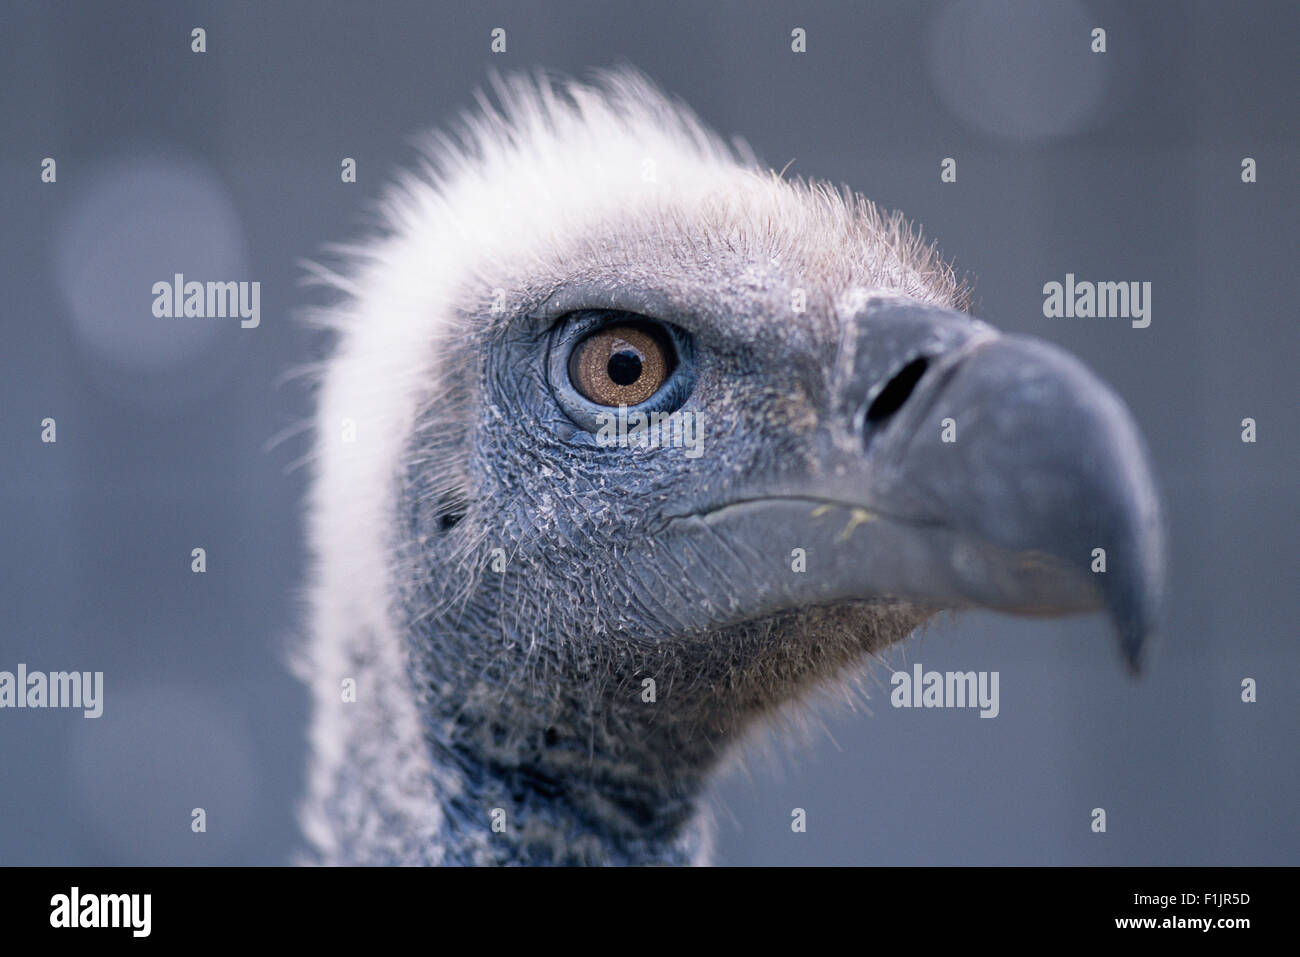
[568,323,672,406]
[547,310,696,433]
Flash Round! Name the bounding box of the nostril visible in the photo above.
[866,357,929,425]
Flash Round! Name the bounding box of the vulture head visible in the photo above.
[298,70,1164,865]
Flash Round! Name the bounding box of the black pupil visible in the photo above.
[607,349,642,386]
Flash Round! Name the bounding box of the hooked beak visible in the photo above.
[662,300,1166,672]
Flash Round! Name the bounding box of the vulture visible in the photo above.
[296,70,1164,866]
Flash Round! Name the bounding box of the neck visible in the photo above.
[401,606,928,865]
[411,624,731,866]
[367,518,929,866]
[424,724,714,866]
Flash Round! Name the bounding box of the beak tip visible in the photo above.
[1120,634,1146,677]
[1109,583,1161,677]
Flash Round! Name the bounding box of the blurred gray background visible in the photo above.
[1,0,1295,865]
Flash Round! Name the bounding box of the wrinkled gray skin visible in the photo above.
[381,234,1165,865]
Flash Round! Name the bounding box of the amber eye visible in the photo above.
[567,323,673,406]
